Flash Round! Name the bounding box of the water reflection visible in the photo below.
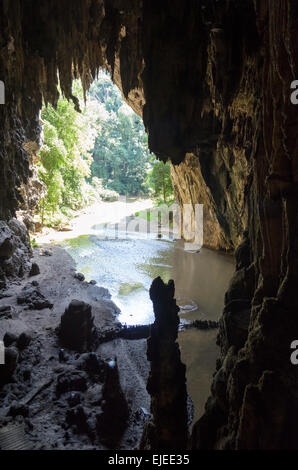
[61,233,234,325]
[61,230,235,425]
[61,233,174,325]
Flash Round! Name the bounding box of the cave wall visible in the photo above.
[1,0,298,449]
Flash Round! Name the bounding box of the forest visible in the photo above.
[38,71,174,227]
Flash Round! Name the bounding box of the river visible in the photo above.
[45,200,235,426]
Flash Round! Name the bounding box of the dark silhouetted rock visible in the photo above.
[97,357,129,448]
[74,272,85,282]
[0,347,19,385]
[3,332,18,347]
[23,368,31,381]
[9,402,29,418]
[29,262,40,276]
[17,332,32,350]
[66,405,89,434]
[67,391,82,407]
[56,370,88,397]
[59,300,95,352]
[140,277,188,450]
[75,352,106,381]
[58,348,68,363]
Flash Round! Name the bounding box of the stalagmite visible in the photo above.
[140,277,188,450]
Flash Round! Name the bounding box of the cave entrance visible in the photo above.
[25,71,235,429]
[32,70,178,325]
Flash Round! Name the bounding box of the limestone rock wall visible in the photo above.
[170,154,239,251]
[17,135,47,232]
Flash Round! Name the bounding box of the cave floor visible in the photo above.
[0,245,150,450]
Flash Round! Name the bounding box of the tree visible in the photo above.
[146,161,174,204]
[89,72,152,196]
[37,72,173,226]
[39,81,95,225]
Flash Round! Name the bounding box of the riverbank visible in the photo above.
[0,245,150,450]
[34,198,154,245]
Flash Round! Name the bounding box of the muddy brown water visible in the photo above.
[61,230,235,427]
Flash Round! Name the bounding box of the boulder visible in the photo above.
[75,352,106,380]
[0,305,13,319]
[56,370,88,396]
[3,332,18,347]
[0,222,14,260]
[59,300,95,352]
[17,286,53,310]
[74,272,85,282]
[0,220,32,279]
[29,262,40,277]
[8,219,30,247]
[39,249,52,256]
[17,332,32,350]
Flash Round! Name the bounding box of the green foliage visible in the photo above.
[89,74,123,113]
[91,177,119,201]
[37,71,174,228]
[39,82,94,226]
[30,238,40,249]
[89,73,152,196]
[146,160,174,204]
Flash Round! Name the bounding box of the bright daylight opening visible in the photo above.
[26,71,234,426]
